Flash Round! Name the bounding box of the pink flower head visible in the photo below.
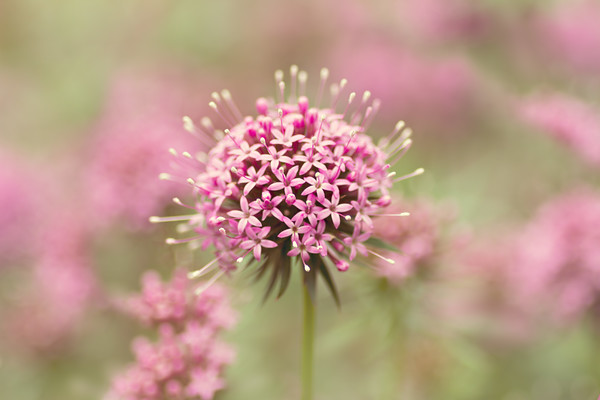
[107,271,237,400]
[159,67,421,302]
[520,93,600,168]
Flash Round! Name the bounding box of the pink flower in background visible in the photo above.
[107,269,236,400]
[85,70,206,230]
[328,38,479,134]
[371,197,445,285]
[520,93,600,167]
[396,0,491,44]
[156,67,420,301]
[2,210,96,353]
[0,150,39,268]
[533,0,600,75]
[510,188,600,322]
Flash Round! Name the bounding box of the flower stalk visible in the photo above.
[301,284,315,400]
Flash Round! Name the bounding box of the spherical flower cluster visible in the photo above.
[371,197,445,285]
[107,269,236,400]
[157,67,421,300]
[520,93,600,167]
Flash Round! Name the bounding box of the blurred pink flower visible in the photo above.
[327,38,479,134]
[107,269,236,400]
[2,210,96,354]
[371,197,446,285]
[84,70,206,230]
[0,150,39,268]
[533,0,600,75]
[510,188,600,323]
[396,0,491,44]
[520,93,600,167]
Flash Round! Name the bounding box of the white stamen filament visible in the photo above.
[380,120,406,148]
[221,89,243,122]
[393,168,425,182]
[375,212,411,217]
[209,101,236,126]
[166,236,200,245]
[289,65,298,102]
[362,99,381,130]
[298,70,308,96]
[188,254,228,279]
[368,249,395,264]
[316,67,329,107]
[149,215,194,223]
[342,92,356,119]
[194,269,225,295]
[331,78,348,109]
[278,81,285,104]
[389,139,413,165]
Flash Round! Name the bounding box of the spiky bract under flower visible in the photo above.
[160,67,419,302]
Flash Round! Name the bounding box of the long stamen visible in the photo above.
[172,197,196,210]
[182,116,214,144]
[275,70,285,103]
[368,249,395,264]
[331,78,348,109]
[188,254,229,279]
[149,215,195,223]
[374,212,411,217]
[303,260,311,272]
[388,139,413,164]
[236,249,254,263]
[223,129,242,149]
[341,92,356,120]
[316,68,329,107]
[380,120,407,148]
[289,65,298,103]
[194,269,226,295]
[298,70,308,97]
[350,91,371,125]
[221,89,244,122]
[211,92,237,125]
[158,173,189,185]
[165,236,201,245]
[209,101,236,127]
[362,99,381,130]
[393,168,425,182]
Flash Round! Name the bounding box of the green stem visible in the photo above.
[301,285,315,400]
